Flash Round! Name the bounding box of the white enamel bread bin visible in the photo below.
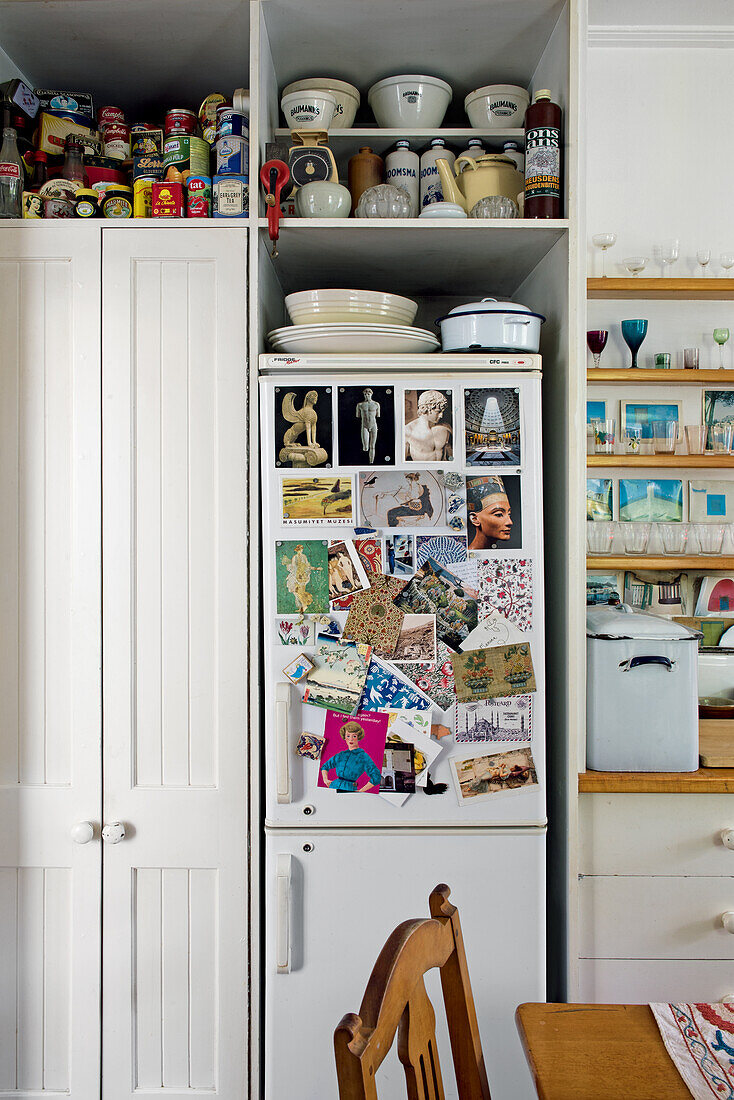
[586,604,700,772]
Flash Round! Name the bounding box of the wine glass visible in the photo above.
[587,329,608,369]
[623,256,647,277]
[592,233,617,277]
[621,318,648,369]
[721,253,734,277]
[658,238,679,277]
[714,327,730,369]
[697,248,711,276]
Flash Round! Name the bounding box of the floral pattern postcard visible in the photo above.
[342,573,405,657]
[276,616,316,646]
[398,640,457,713]
[302,635,372,714]
[415,534,468,568]
[451,642,536,702]
[476,558,533,632]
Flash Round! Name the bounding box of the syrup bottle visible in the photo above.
[524,90,561,219]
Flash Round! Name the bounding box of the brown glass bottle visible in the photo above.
[347,146,383,215]
[524,90,561,219]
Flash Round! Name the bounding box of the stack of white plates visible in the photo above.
[268,323,439,355]
[285,288,418,327]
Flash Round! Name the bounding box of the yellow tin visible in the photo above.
[134,178,153,218]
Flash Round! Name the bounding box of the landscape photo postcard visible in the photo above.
[394,557,479,651]
[587,478,613,521]
[302,635,372,714]
[618,479,682,522]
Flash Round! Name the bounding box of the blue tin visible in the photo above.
[215,135,248,175]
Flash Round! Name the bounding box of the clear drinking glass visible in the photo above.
[683,347,700,370]
[695,523,725,555]
[587,520,615,555]
[685,425,706,454]
[714,328,730,369]
[721,252,734,276]
[593,418,616,454]
[654,352,671,369]
[697,248,711,276]
[652,420,677,454]
[659,238,679,277]
[622,522,651,554]
[710,424,733,453]
[624,425,642,454]
[592,233,617,277]
[623,256,648,277]
[587,329,609,369]
[621,318,648,369]
[659,522,689,555]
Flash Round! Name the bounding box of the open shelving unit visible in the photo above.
[589,368,734,384]
[587,454,734,468]
[587,555,734,570]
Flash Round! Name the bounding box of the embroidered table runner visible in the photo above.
[650,1003,734,1099]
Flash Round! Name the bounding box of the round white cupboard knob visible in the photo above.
[70,821,94,844]
[102,822,126,844]
[722,911,734,934]
[721,829,734,850]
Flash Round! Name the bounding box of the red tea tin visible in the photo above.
[164,108,198,135]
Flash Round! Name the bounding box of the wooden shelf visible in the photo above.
[579,767,734,793]
[587,556,734,570]
[588,368,734,384]
[587,454,734,468]
[588,277,734,300]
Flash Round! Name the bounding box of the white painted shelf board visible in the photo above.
[273,128,526,155]
[257,219,568,296]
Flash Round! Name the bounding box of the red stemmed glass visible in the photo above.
[587,329,608,369]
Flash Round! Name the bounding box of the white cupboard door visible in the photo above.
[264,831,545,1100]
[101,230,248,1099]
[0,225,102,1099]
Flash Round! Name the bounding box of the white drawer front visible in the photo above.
[580,875,734,959]
[579,794,734,876]
[578,959,734,1004]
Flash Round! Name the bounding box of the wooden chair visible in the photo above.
[334,884,491,1100]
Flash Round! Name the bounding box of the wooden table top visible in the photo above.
[515,1003,689,1099]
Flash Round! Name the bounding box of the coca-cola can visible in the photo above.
[98,105,125,128]
[164,108,198,135]
[103,123,131,161]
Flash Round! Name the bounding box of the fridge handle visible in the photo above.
[275,682,292,804]
[276,853,293,974]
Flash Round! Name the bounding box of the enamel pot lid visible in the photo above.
[435,297,546,325]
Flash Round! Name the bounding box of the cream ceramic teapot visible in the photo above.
[436,153,523,214]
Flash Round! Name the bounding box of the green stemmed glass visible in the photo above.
[714,328,730,370]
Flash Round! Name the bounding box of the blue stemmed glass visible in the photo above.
[621,318,648,369]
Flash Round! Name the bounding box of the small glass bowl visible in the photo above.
[469,195,519,219]
[355,184,413,219]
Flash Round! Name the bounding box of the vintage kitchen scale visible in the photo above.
[261,131,338,256]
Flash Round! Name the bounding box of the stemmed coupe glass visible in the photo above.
[714,328,731,369]
[587,330,608,369]
[621,319,648,369]
[697,249,711,276]
[658,238,679,277]
[721,253,734,277]
[592,233,616,277]
[623,256,647,277]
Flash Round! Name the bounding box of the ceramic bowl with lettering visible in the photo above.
[368,74,452,128]
[281,90,337,131]
[465,84,529,129]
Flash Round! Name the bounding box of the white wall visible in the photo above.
[586,46,734,276]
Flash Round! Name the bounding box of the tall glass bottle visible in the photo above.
[524,90,561,219]
[61,135,87,191]
[0,127,24,218]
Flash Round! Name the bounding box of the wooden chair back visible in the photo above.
[334,884,491,1100]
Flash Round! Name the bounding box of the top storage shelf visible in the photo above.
[273,128,526,156]
[587,278,734,300]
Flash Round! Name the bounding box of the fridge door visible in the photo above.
[264,829,545,1100]
[260,369,545,828]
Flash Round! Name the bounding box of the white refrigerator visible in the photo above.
[259,355,546,1099]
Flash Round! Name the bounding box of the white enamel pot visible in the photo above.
[435,297,545,352]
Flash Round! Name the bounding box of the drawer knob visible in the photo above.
[722,912,734,934]
[722,829,734,850]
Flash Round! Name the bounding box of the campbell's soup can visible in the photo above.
[163,134,210,176]
[103,123,131,160]
[164,108,198,135]
[98,105,125,128]
[216,134,248,175]
[216,106,249,138]
[186,175,212,218]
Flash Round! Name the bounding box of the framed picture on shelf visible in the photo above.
[587,478,613,521]
[621,400,682,441]
[618,479,683,522]
[689,480,734,523]
[587,399,607,424]
[703,390,734,437]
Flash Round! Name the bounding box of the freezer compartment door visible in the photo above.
[261,373,545,827]
[264,830,545,1100]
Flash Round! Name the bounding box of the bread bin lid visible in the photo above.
[586,603,701,641]
[436,297,546,324]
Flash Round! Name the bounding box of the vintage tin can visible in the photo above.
[152,180,185,218]
[133,178,153,218]
[199,93,228,143]
[216,106,249,138]
[164,108,198,135]
[133,154,164,181]
[131,128,163,156]
[98,105,125,127]
[36,89,95,120]
[163,134,209,176]
[186,175,211,218]
[213,174,248,217]
[85,155,127,190]
[22,192,44,218]
[131,121,157,132]
[103,122,130,160]
[215,134,248,175]
[43,195,74,218]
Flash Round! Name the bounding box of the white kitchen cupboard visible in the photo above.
[0,224,249,1099]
